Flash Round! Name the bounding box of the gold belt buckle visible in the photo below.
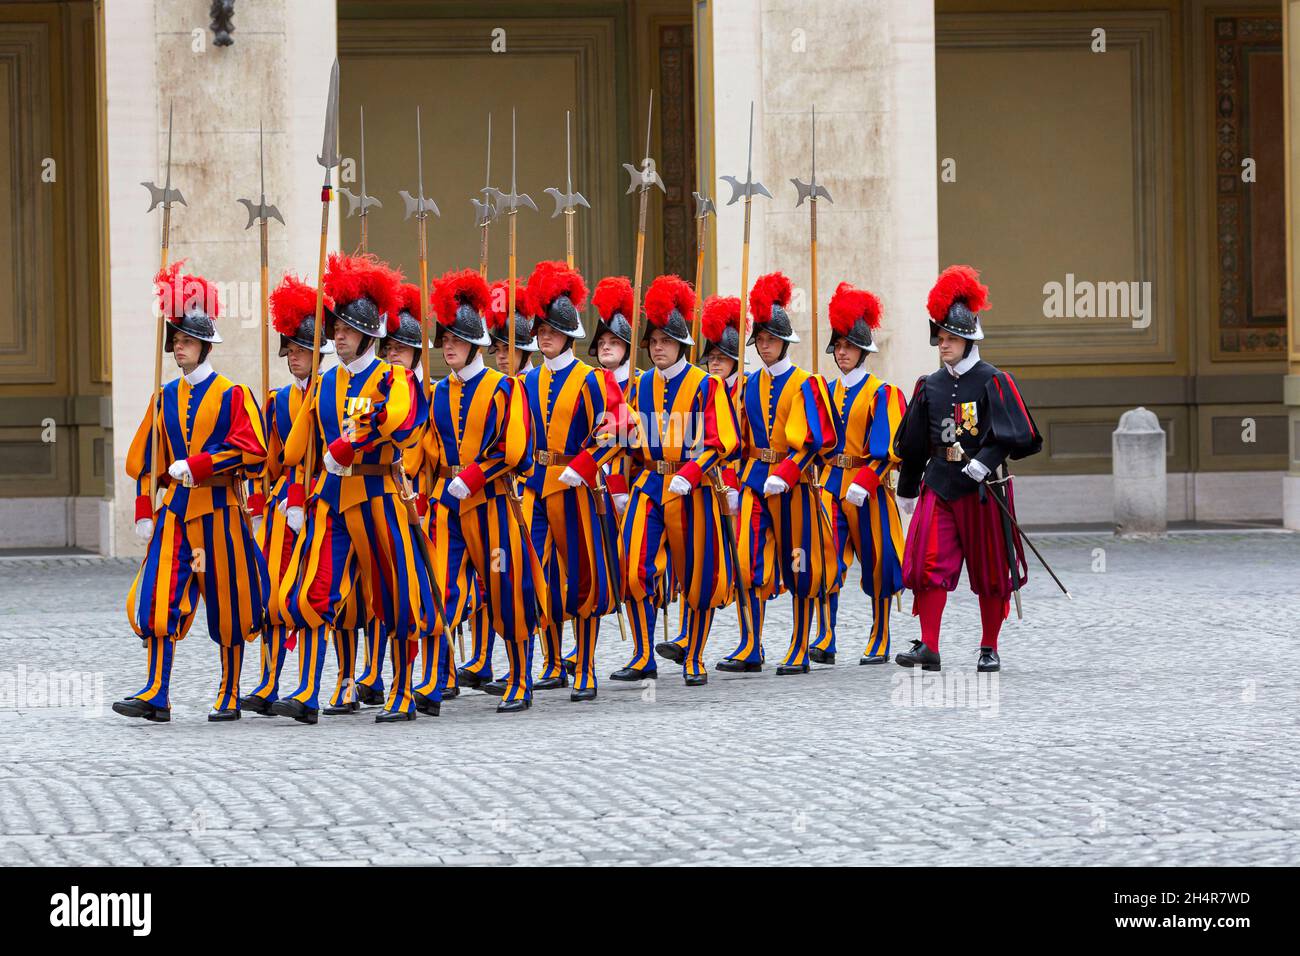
[655,460,677,476]
[536,449,551,467]
[761,448,780,464]
[945,444,964,462]
[833,454,853,469]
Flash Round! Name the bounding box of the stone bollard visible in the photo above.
[1113,407,1166,536]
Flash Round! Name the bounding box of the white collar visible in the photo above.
[726,371,739,390]
[945,345,981,378]
[654,355,688,381]
[183,361,214,386]
[613,361,630,385]
[543,348,576,372]
[455,354,485,383]
[763,356,792,378]
[344,345,377,376]
[293,375,310,391]
[841,364,869,388]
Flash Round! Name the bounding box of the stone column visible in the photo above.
[103,1,337,556]
[1113,407,1167,536]
[1285,1,1300,530]
[707,0,937,388]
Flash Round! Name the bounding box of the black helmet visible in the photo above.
[826,282,881,355]
[643,274,695,348]
[926,265,988,346]
[155,263,223,352]
[746,272,798,344]
[700,295,742,363]
[526,260,588,339]
[488,279,538,352]
[389,310,426,350]
[271,274,333,356]
[588,276,634,358]
[322,253,402,341]
[432,269,492,348]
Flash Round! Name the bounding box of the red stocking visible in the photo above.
[914,588,947,653]
[978,594,1008,650]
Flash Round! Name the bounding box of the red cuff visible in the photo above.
[187,453,214,484]
[246,493,267,515]
[457,461,486,495]
[134,494,153,522]
[851,467,881,496]
[773,457,802,489]
[286,482,305,509]
[416,493,429,517]
[569,449,599,486]
[327,437,355,468]
[676,460,703,489]
[606,473,629,496]
[722,468,741,492]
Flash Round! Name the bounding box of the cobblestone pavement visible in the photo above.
[1,532,1297,866]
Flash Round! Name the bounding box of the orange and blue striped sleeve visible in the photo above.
[772,373,837,487]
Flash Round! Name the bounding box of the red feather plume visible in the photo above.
[271,274,331,335]
[395,282,422,319]
[927,264,988,321]
[828,281,882,335]
[525,260,588,318]
[644,274,695,329]
[433,269,490,328]
[154,259,221,319]
[592,276,634,323]
[701,295,743,342]
[487,279,526,331]
[748,271,791,327]
[324,253,403,331]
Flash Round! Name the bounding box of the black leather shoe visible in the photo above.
[895,640,941,671]
[684,673,708,687]
[570,687,597,702]
[323,700,360,716]
[534,674,569,691]
[655,642,686,665]
[456,667,492,689]
[809,647,836,665]
[270,699,320,724]
[977,647,1001,672]
[375,709,416,723]
[482,679,508,697]
[355,683,386,706]
[859,654,889,665]
[776,661,810,675]
[496,698,531,714]
[207,708,241,722]
[562,658,577,675]
[239,693,275,715]
[715,658,762,673]
[112,697,170,722]
[413,690,442,716]
[608,666,656,682]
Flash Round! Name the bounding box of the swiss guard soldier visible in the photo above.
[116,261,270,722]
[588,275,635,514]
[718,272,837,676]
[619,276,740,686]
[811,283,907,666]
[893,265,1042,673]
[274,253,432,724]
[240,274,331,716]
[412,269,545,714]
[519,260,627,701]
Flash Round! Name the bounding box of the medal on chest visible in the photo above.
[954,401,978,437]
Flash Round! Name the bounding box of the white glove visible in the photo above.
[285,505,305,532]
[726,488,740,513]
[167,459,192,484]
[276,497,288,515]
[558,466,584,488]
[251,515,264,536]
[323,450,347,476]
[668,475,691,497]
[763,475,788,497]
[134,517,155,540]
[897,496,917,516]
[845,483,869,508]
[448,476,470,500]
[612,493,629,514]
[963,459,990,483]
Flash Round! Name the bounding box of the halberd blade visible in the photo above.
[317,59,341,169]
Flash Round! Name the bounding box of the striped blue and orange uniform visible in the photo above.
[408,357,545,704]
[277,349,432,717]
[813,370,907,660]
[243,379,312,706]
[521,353,628,686]
[619,359,740,680]
[723,360,838,669]
[124,367,270,713]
